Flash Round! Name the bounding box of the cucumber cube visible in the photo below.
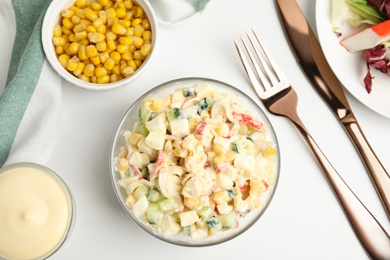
[217,211,237,229]
[147,202,163,225]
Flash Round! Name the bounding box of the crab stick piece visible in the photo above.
[340,19,390,52]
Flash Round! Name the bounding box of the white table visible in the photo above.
[49,0,390,259]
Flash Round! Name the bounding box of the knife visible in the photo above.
[275,0,390,257]
[275,0,390,217]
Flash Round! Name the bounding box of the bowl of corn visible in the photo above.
[110,77,280,246]
[42,0,158,91]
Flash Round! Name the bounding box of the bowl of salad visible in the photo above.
[109,77,280,246]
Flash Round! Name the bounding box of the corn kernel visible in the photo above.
[71,15,81,24]
[68,33,77,42]
[107,40,117,50]
[133,7,143,18]
[116,8,126,18]
[95,67,107,77]
[105,8,116,19]
[98,10,107,23]
[140,43,152,56]
[86,45,98,57]
[91,75,97,83]
[86,25,97,33]
[131,36,143,48]
[61,9,74,18]
[96,24,106,34]
[75,8,85,18]
[110,51,121,62]
[99,51,109,63]
[127,60,137,70]
[133,50,145,60]
[96,41,107,52]
[212,190,230,205]
[184,197,200,210]
[118,36,132,45]
[61,26,71,35]
[73,62,85,76]
[116,44,129,53]
[104,57,115,70]
[121,51,132,61]
[133,24,144,37]
[142,19,150,30]
[85,8,98,21]
[124,0,133,9]
[83,63,95,77]
[143,30,152,41]
[117,158,128,171]
[58,54,70,67]
[79,38,90,45]
[55,46,64,55]
[112,65,121,75]
[98,0,110,6]
[68,42,80,54]
[77,44,87,60]
[53,24,62,37]
[52,37,66,46]
[121,65,134,76]
[91,2,102,11]
[78,74,90,82]
[88,32,105,43]
[66,58,78,71]
[90,55,101,65]
[75,32,87,41]
[62,17,73,29]
[134,59,142,67]
[112,23,126,35]
[73,23,87,33]
[97,75,110,84]
[131,18,142,27]
[118,19,131,27]
[75,0,86,8]
[105,31,117,41]
[108,74,117,82]
[123,11,133,21]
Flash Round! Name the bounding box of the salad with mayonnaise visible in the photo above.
[331,0,390,93]
[114,82,277,239]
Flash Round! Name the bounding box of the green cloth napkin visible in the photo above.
[0,0,62,167]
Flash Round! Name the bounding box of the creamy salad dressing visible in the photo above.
[0,165,72,260]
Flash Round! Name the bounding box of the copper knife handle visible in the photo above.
[343,118,390,218]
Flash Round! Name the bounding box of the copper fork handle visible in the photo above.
[291,118,390,259]
[342,119,390,219]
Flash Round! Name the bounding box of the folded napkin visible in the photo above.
[0,0,210,167]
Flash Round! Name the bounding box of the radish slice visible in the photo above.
[340,19,390,52]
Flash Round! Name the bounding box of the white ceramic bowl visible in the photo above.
[42,0,158,91]
[109,77,280,246]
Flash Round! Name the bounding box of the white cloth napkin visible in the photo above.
[0,0,210,167]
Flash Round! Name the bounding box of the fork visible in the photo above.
[235,29,390,259]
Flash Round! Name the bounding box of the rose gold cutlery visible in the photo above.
[234,29,390,260]
[275,0,390,220]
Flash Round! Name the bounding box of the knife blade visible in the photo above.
[275,0,390,220]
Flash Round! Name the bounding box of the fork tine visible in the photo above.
[251,28,288,84]
[234,38,267,95]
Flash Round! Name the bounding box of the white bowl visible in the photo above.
[41,0,158,91]
[109,77,280,246]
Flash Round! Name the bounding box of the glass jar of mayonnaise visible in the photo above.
[0,162,75,260]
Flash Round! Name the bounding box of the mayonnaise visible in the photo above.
[0,163,74,260]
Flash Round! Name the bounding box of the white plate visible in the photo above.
[315,0,390,118]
